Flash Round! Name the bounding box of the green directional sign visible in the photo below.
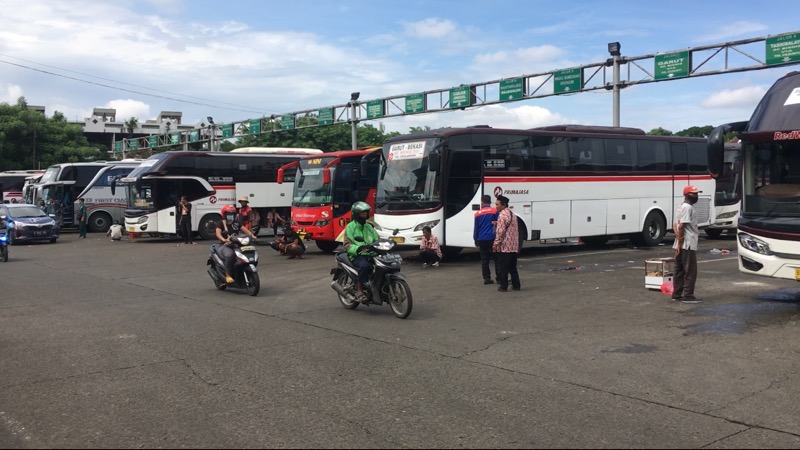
[221,124,234,138]
[654,51,690,80]
[553,68,582,94]
[449,85,473,109]
[318,108,334,126]
[128,140,138,151]
[170,133,180,145]
[281,115,295,130]
[767,32,800,65]
[499,77,524,101]
[114,141,122,153]
[189,130,199,142]
[405,93,425,113]
[366,100,384,119]
[249,119,261,135]
[148,136,158,147]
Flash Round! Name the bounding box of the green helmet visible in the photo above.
[351,201,371,215]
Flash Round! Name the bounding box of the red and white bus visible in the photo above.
[121,148,322,239]
[277,147,381,252]
[0,170,44,203]
[372,125,715,254]
[708,71,800,280]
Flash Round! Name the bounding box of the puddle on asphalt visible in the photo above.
[680,288,800,336]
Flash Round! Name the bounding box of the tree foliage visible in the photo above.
[0,98,103,171]
[233,122,400,152]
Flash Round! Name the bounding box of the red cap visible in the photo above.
[683,185,701,195]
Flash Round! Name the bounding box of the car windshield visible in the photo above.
[11,206,47,218]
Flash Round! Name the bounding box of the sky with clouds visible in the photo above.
[0,0,798,137]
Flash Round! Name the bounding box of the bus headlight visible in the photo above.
[717,211,738,219]
[314,220,330,227]
[136,216,148,224]
[738,233,773,255]
[372,222,383,231]
[414,220,440,232]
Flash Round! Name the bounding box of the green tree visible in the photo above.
[234,123,399,152]
[675,125,714,138]
[0,101,102,170]
[647,127,673,136]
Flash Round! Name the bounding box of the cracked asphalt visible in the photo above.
[2,231,800,448]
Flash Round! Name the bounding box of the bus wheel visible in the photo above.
[633,211,667,247]
[316,240,339,253]
[88,212,112,233]
[705,229,723,239]
[198,214,220,240]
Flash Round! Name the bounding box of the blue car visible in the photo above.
[0,204,59,245]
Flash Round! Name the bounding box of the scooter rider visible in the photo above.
[215,204,257,283]
[343,201,379,302]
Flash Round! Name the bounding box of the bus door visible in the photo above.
[444,149,484,247]
[359,151,381,211]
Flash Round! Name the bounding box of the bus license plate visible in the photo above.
[795,268,800,281]
[390,236,405,244]
[128,227,135,233]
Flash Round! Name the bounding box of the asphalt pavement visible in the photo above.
[1,230,800,448]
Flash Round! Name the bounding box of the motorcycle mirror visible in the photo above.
[0,215,5,221]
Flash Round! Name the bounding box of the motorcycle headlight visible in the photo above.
[414,220,440,232]
[738,233,773,255]
[239,236,251,246]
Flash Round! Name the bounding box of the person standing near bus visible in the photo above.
[237,196,254,232]
[77,198,87,238]
[474,194,498,285]
[493,195,520,292]
[178,196,194,245]
[672,185,702,304]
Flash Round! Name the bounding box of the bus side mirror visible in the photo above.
[111,178,117,195]
[708,121,747,178]
[429,152,441,172]
[323,167,331,185]
[277,167,285,184]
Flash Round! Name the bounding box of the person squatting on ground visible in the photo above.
[107,220,124,241]
[214,204,257,284]
[271,227,306,259]
[493,195,521,292]
[418,225,442,267]
[343,201,378,302]
[474,194,498,284]
[672,185,702,304]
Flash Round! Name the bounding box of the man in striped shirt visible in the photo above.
[493,195,520,292]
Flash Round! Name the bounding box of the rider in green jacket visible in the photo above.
[343,201,379,302]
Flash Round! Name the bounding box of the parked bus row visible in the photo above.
[0,170,44,203]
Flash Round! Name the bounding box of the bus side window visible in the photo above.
[604,139,635,171]
[569,137,604,171]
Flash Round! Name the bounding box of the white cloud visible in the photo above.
[106,99,152,122]
[0,83,24,104]
[701,86,767,109]
[380,104,570,134]
[695,21,768,42]
[404,18,457,39]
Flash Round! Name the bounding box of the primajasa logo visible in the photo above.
[494,186,529,197]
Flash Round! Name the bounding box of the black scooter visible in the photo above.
[207,234,260,296]
[330,238,412,319]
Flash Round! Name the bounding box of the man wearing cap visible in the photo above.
[237,196,254,232]
[672,185,702,303]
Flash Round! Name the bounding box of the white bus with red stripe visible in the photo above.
[0,170,45,203]
[121,148,322,240]
[372,125,715,254]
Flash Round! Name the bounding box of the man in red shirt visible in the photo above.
[237,196,254,232]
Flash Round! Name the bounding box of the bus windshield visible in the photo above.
[126,154,170,179]
[39,166,60,184]
[293,157,335,206]
[742,142,800,217]
[126,182,154,210]
[378,139,442,211]
[715,148,741,202]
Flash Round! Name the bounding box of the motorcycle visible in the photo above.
[330,238,413,319]
[0,227,8,263]
[207,234,260,296]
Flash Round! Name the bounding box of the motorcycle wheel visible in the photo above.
[336,272,359,309]
[246,271,260,297]
[0,249,7,262]
[388,279,413,319]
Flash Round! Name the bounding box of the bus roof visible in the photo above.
[744,70,800,138]
[297,146,380,160]
[229,147,322,154]
[384,124,692,143]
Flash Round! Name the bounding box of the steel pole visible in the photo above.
[612,54,621,127]
[350,102,358,150]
